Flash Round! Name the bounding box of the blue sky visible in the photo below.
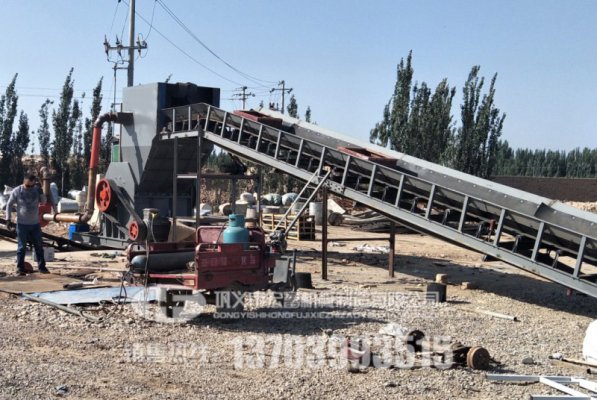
[0,0,596,151]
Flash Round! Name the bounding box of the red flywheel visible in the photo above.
[96,179,113,212]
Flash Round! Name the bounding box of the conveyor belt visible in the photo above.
[160,103,597,298]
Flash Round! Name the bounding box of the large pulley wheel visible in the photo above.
[96,179,114,212]
[128,220,147,242]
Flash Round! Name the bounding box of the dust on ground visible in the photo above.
[0,224,595,399]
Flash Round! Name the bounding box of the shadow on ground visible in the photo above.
[297,249,597,319]
[190,303,387,334]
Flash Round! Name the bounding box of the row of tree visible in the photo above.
[285,95,312,123]
[370,51,506,178]
[494,143,597,178]
[0,75,30,188]
[2,59,593,203]
[370,53,597,179]
[0,71,106,194]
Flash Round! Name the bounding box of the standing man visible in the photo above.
[5,174,49,275]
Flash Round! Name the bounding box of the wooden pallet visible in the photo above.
[260,213,315,241]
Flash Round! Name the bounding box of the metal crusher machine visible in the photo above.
[3,81,596,300]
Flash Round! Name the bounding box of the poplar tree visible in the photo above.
[11,111,30,184]
[0,74,19,186]
[84,78,103,170]
[286,95,298,118]
[51,68,76,193]
[370,51,413,150]
[452,66,505,178]
[37,99,53,168]
[370,52,455,164]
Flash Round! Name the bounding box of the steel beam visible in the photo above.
[159,103,597,298]
[322,187,328,281]
[172,136,178,242]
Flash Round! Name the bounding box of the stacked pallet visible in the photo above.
[260,213,315,241]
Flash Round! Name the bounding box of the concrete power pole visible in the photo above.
[103,0,147,88]
[232,86,255,109]
[127,0,136,87]
[270,80,293,114]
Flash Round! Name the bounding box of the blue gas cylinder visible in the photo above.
[223,214,249,248]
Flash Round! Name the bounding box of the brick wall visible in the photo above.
[492,176,597,202]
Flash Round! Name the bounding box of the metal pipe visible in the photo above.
[42,112,121,224]
[40,167,53,201]
[463,308,519,322]
[548,354,597,368]
[130,251,196,273]
[389,220,395,277]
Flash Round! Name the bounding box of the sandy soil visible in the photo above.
[0,225,595,399]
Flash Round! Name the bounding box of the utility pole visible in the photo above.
[127,0,136,87]
[103,0,147,87]
[270,80,293,114]
[232,86,255,109]
[111,60,127,112]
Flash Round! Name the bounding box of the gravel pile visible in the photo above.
[566,201,597,213]
[0,232,595,399]
[0,268,595,399]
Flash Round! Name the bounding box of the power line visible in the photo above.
[119,2,129,42]
[121,0,245,87]
[0,85,114,93]
[108,0,121,37]
[144,0,158,40]
[14,93,117,101]
[155,0,277,87]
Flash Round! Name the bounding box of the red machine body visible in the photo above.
[232,110,283,129]
[146,226,277,291]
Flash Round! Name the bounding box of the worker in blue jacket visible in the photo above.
[5,174,50,275]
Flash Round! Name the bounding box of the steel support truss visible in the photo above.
[159,103,597,298]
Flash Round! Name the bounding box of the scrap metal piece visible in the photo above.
[487,374,597,399]
[467,346,491,370]
[22,292,101,322]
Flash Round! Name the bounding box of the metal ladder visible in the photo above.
[161,103,597,298]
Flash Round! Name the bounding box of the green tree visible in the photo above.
[0,74,19,186]
[10,111,30,185]
[427,79,456,164]
[37,99,53,167]
[51,68,76,194]
[370,51,414,150]
[286,94,298,118]
[370,52,455,164]
[404,82,432,158]
[69,98,85,189]
[494,139,514,175]
[452,66,505,178]
[305,106,312,123]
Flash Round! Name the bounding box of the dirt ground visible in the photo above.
[0,224,596,399]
